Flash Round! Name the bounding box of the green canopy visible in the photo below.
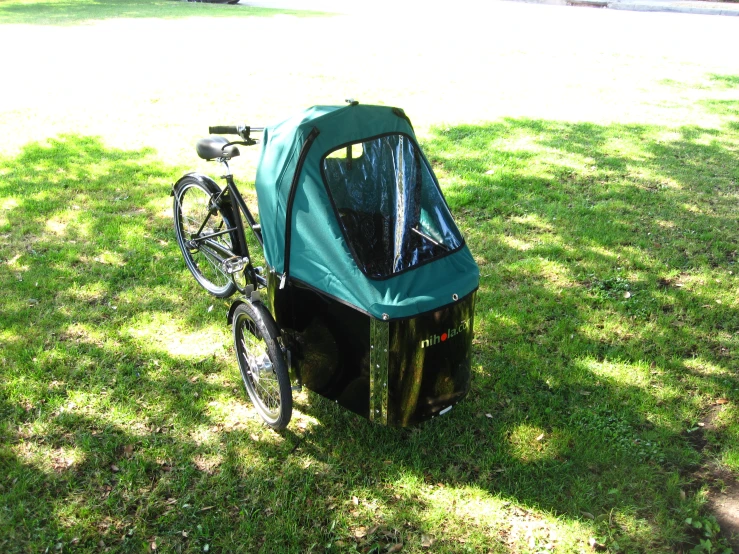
[254,103,479,320]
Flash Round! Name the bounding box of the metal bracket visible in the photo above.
[369,318,390,425]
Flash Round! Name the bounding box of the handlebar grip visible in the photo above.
[209,125,239,135]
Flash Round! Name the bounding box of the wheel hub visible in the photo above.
[247,352,273,383]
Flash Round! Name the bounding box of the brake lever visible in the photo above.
[223,139,258,149]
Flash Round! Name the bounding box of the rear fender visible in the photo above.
[172,172,222,196]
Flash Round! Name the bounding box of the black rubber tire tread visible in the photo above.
[173,176,238,298]
[232,301,292,429]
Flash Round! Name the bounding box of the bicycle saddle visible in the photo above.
[196,136,240,161]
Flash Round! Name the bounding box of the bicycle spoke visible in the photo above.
[231,302,291,430]
[198,245,230,286]
[176,184,234,289]
[239,328,281,417]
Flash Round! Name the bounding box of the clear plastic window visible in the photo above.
[322,134,462,279]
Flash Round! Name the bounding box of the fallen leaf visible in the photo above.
[581,511,595,520]
[354,526,367,539]
[535,433,545,442]
[716,399,729,405]
[110,464,120,473]
[203,545,210,552]
[368,525,379,535]
[352,496,359,505]
[485,169,495,175]
[485,413,493,418]
[151,541,157,551]
[123,444,134,458]
[589,537,606,550]
[421,534,435,548]
[387,544,403,553]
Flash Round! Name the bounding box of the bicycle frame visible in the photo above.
[219,160,268,291]
[180,159,267,293]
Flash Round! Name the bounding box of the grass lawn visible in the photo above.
[1,1,738,553]
[0,0,322,25]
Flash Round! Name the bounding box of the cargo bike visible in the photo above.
[172,102,479,430]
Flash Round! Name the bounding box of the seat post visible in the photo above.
[219,159,232,178]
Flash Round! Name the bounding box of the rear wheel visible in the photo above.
[232,301,292,429]
[173,176,238,298]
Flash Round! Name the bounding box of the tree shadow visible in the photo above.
[1,118,738,552]
[0,135,259,549]
[287,115,738,550]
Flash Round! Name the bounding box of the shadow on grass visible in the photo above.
[0,0,325,26]
[1,121,738,552]
[294,117,738,550]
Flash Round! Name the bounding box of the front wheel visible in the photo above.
[173,176,238,298]
[232,301,292,429]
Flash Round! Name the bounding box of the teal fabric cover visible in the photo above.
[254,104,479,320]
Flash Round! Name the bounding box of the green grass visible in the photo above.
[0,0,323,25]
[1,2,739,553]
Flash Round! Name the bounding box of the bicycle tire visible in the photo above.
[173,176,238,298]
[232,301,292,429]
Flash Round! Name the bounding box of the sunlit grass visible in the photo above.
[1,1,739,552]
[0,0,324,25]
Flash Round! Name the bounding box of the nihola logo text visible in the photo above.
[420,319,471,349]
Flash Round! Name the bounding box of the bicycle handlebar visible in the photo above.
[208,125,265,136]
[209,125,238,135]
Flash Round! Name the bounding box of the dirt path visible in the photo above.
[690,404,739,550]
